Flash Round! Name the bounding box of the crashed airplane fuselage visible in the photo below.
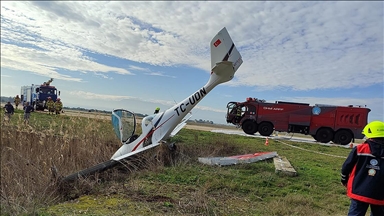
[62,27,244,182]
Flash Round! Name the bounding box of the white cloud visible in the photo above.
[1,74,11,78]
[94,72,112,79]
[128,65,150,72]
[1,84,20,97]
[0,1,382,90]
[127,65,175,78]
[69,90,136,101]
[194,105,226,113]
[145,72,176,78]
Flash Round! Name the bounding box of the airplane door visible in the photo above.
[111,109,136,144]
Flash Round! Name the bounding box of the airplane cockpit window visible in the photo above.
[111,109,136,144]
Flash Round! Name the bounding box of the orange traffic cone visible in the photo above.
[265,137,269,146]
[349,143,353,148]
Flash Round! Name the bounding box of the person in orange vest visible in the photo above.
[341,121,384,216]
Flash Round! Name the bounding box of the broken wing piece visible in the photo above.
[170,112,192,137]
[198,152,278,166]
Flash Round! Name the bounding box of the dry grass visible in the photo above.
[1,109,354,216]
[0,111,120,215]
[0,109,221,215]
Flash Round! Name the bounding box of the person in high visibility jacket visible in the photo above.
[154,107,160,114]
[235,106,242,123]
[341,121,384,216]
[46,97,55,115]
[14,95,21,110]
[54,98,63,115]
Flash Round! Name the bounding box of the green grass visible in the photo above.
[1,108,112,138]
[1,108,356,216]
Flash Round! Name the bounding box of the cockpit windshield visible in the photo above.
[111,109,136,144]
[40,87,56,95]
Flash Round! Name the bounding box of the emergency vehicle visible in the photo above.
[226,97,371,145]
[20,78,60,111]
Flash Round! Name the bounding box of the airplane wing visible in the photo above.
[112,142,162,161]
[170,112,192,137]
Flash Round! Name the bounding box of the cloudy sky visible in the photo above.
[1,1,383,124]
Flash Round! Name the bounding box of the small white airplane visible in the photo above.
[62,27,243,182]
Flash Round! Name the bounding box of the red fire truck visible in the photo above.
[226,97,371,145]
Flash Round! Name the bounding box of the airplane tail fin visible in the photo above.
[210,27,243,73]
[208,27,243,86]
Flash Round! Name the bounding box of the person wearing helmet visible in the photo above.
[236,106,242,123]
[46,97,55,115]
[154,107,160,114]
[54,98,63,115]
[341,121,384,216]
[14,95,20,110]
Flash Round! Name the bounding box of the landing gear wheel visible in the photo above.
[258,122,274,136]
[333,130,352,145]
[315,128,334,143]
[242,121,258,135]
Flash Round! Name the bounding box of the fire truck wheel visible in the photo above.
[315,128,334,143]
[242,120,258,135]
[258,122,274,136]
[333,130,352,145]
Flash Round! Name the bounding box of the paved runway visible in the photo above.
[209,129,358,149]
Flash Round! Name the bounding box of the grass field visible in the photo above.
[0,108,363,215]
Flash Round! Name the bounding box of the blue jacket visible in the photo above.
[24,105,34,113]
[341,139,384,205]
[4,104,14,114]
